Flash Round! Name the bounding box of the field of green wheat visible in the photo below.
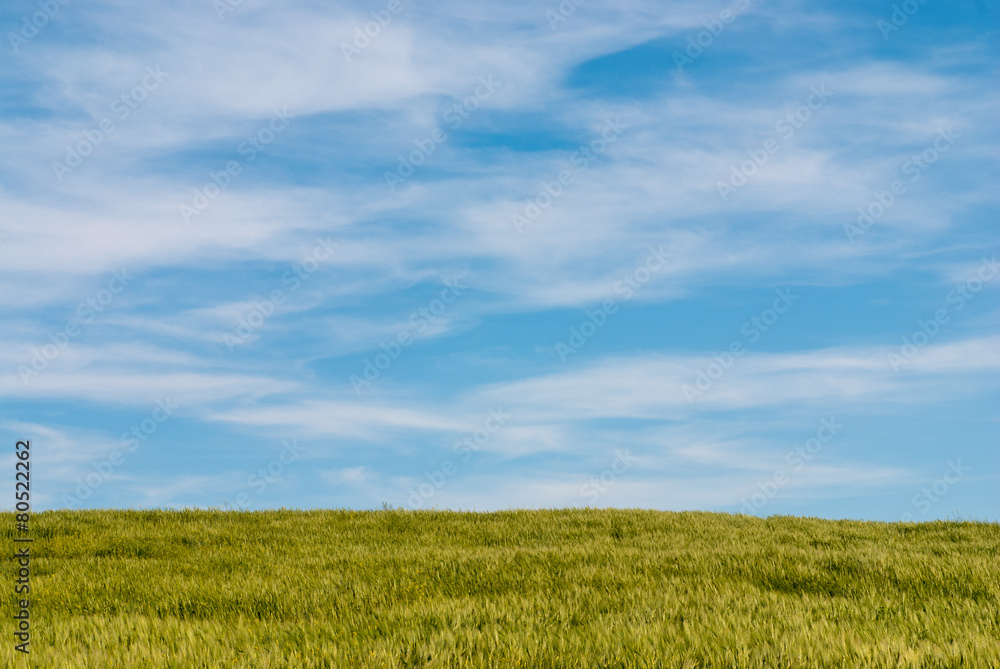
[1,509,997,668]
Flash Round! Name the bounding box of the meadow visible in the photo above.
[1,508,997,668]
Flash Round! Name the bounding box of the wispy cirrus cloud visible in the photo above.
[1,0,996,518]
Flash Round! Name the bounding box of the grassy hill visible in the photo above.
[2,509,997,667]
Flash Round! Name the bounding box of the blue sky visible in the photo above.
[1,0,997,520]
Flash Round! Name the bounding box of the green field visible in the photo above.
[2,509,997,668]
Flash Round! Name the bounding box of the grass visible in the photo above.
[1,508,997,668]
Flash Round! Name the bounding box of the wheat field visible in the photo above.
[2,509,997,668]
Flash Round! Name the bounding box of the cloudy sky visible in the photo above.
[2,0,997,520]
